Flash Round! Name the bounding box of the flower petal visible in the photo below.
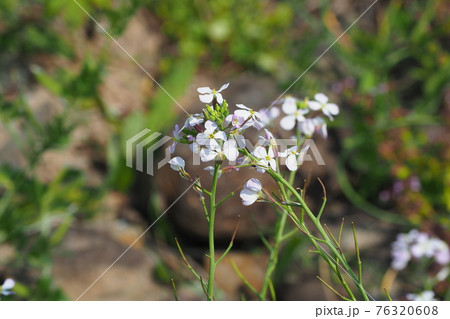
[280,115,296,130]
[218,83,229,92]
[286,154,298,171]
[282,97,297,115]
[204,120,218,132]
[199,93,214,103]
[307,100,321,111]
[197,87,212,94]
[326,103,339,115]
[240,189,259,206]
[314,93,328,104]
[200,148,217,162]
[169,157,185,171]
[216,93,224,105]
[214,130,227,141]
[253,146,267,159]
[246,178,262,192]
[236,104,250,111]
[223,139,239,161]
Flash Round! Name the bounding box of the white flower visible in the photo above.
[1,278,15,296]
[170,124,182,154]
[240,178,263,206]
[253,146,277,171]
[406,291,436,301]
[280,97,309,130]
[258,129,278,156]
[308,93,339,120]
[196,120,227,149]
[200,139,239,162]
[197,83,229,105]
[279,145,310,171]
[169,157,185,171]
[259,107,280,127]
[234,104,263,130]
[298,117,327,138]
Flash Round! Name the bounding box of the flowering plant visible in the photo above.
[169,83,372,300]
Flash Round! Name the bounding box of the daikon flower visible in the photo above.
[279,145,310,171]
[225,114,246,129]
[280,97,309,130]
[253,146,277,171]
[169,157,185,171]
[240,178,263,206]
[234,104,263,130]
[197,83,229,105]
[308,93,339,120]
[200,139,239,162]
[196,120,227,149]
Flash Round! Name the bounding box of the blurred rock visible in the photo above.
[52,224,172,300]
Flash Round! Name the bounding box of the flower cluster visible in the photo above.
[169,83,339,181]
[391,229,450,271]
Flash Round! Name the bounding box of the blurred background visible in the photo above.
[0,0,449,300]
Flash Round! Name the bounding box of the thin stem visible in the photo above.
[230,259,259,297]
[267,169,369,300]
[259,208,287,300]
[171,279,179,301]
[215,191,234,208]
[216,216,240,265]
[206,160,220,301]
[317,276,351,301]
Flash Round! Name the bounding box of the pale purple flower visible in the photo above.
[308,93,339,120]
[240,178,263,206]
[169,157,185,171]
[234,104,263,130]
[197,83,229,105]
[225,114,246,129]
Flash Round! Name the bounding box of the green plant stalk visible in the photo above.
[259,208,287,300]
[206,160,221,300]
[268,169,369,300]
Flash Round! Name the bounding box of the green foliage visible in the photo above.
[335,0,450,227]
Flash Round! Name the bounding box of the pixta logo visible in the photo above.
[126,129,172,176]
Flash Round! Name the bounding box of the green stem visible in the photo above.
[268,169,369,300]
[259,209,287,300]
[206,161,220,301]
